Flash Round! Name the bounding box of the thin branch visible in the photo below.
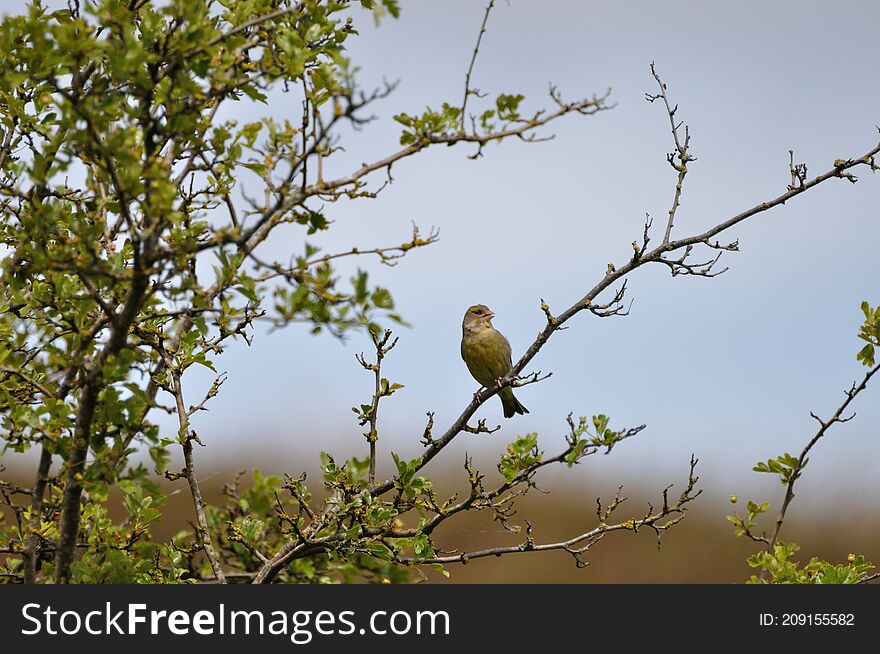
[253,225,439,283]
[460,0,495,131]
[788,149,808,191]
[859,571,880,585]
[397,456,700,566]
[312,91,611,197]
[416,416,646,537]
[0,367,55,399]
[207,6,300,48]
[23,447,53,584]
[763,361,880,565]
[171,100,223,188]
[75,271,118,323]
[0,118,18,171]
[646,63,695,244]
[164,358,226,584]
[355,330,398,484]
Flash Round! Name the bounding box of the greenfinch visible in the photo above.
[460,304,528,418]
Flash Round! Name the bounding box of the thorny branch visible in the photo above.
[414,414,650,540]
[394,456,700,567]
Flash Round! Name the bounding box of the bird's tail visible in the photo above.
[500,388,528,418]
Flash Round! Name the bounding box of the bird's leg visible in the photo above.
[473,388,485,404]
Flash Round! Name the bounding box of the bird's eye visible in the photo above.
[474,309,482,315]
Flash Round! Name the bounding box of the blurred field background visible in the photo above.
[4,441,879,583]
[2,0,879,582]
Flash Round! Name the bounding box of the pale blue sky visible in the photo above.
[3,1,880,519]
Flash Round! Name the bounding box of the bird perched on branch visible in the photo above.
[461,304,528,418]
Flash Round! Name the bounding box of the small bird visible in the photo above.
[460,304,528,418]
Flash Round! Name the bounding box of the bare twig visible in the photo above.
[416,416,648,538]
[762,361,880,576]
[646,63,696,244]
[253,225,440,283]
[460,0,495,131]
[396,456,700,566]
[788,150,808,191]
[859,571,880,584]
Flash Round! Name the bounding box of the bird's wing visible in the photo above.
[483,328,513,379]
[499,331,513,368]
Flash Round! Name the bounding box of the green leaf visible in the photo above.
[240,84,268,103]
[149,445,170,475]
[857,343,875,367]
[495,93,525,121]
[371,287,393,309]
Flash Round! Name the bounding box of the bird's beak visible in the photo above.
[485,311,495,320]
